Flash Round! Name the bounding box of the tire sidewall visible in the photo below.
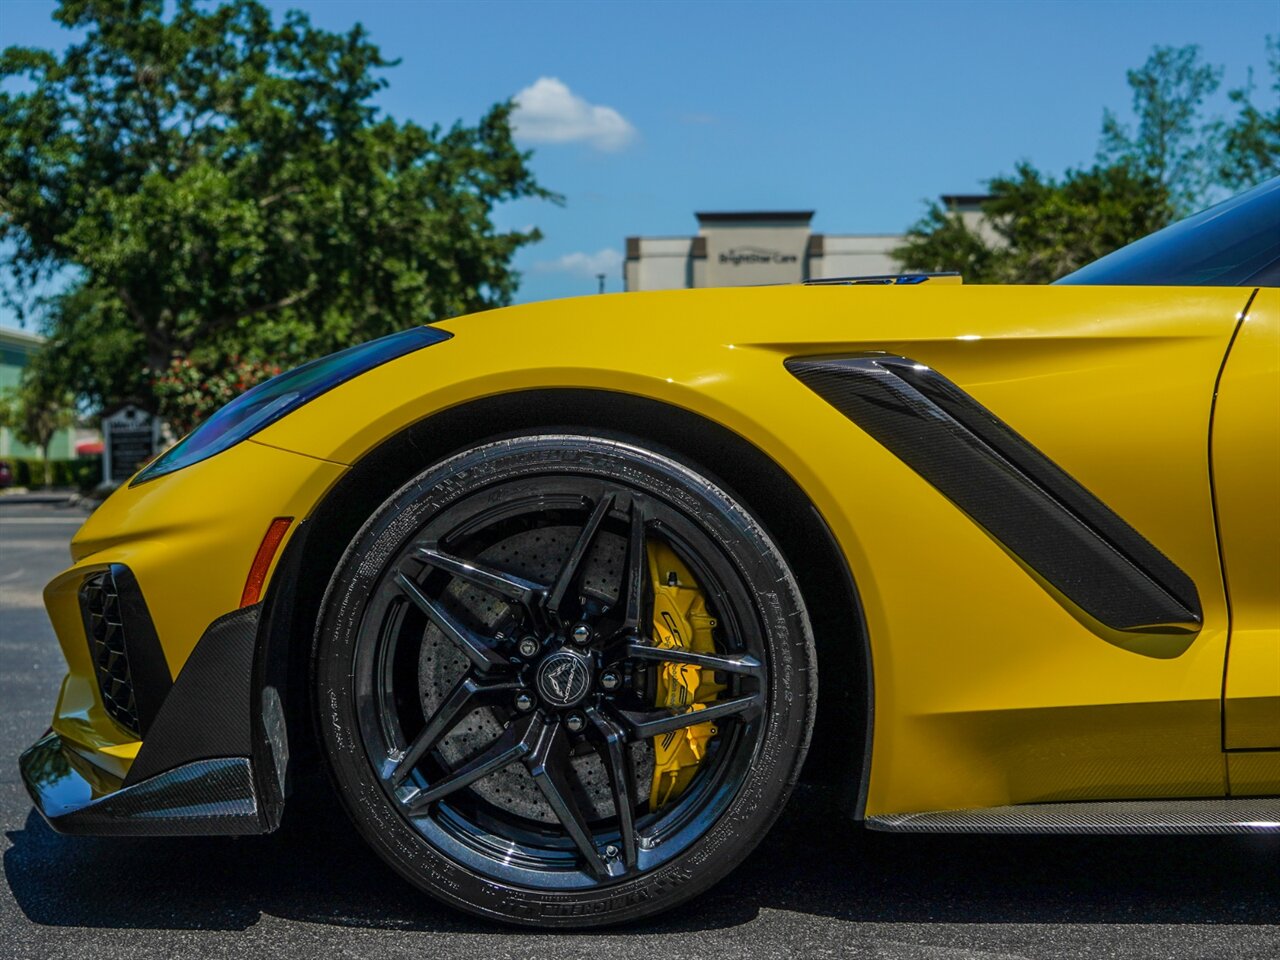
[314,435,815,927]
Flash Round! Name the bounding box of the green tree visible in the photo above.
[1098,44,1222,213]
[1217,36,1280,191]
[1,0,555,411]
[894,163,1171,284]
[887,199,1002,284]
[20,285,150,415]
[0,379,76,488]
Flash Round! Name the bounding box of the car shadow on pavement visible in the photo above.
[6,783,1280,933]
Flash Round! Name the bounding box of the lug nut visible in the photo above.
[565,712,586,733]
[514,692,535,712]
[570,623,592,645]
[517,637,540,658]
[600,670,622,691]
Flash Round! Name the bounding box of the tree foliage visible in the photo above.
[1,0,556,412]
[18,285,149,413]
[1098,44,1222,213]
[895,163,1171,284]
[1217,36,1280,191]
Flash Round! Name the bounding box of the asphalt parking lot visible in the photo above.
[1,500,1277,959]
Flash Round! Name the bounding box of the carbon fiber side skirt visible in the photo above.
[868,797,1280,834]
[786,354,1203,637]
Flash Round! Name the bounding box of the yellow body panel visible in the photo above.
[43,282,1268,815]
[1216,288,1280,751]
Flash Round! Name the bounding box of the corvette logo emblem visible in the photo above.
[536,650,592,707]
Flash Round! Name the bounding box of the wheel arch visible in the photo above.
[256,388,873,817]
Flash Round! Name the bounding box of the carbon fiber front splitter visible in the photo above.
[19,731,268,836]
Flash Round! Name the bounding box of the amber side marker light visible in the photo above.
[241,517,294,607]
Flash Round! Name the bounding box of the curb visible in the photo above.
[0,491,85,507]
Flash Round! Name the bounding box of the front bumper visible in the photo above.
[26,439,344,832]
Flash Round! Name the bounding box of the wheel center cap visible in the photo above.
[535,648,593,708]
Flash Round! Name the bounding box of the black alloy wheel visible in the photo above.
[315,434,816,926]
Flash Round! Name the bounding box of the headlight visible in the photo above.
[133,326,452,485]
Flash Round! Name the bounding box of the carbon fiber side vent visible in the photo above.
[787,353,1202,639]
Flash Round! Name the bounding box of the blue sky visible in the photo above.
[1,0,1277,323]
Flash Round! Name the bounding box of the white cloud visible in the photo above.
[534,248,624,277]
[512,78,636,151]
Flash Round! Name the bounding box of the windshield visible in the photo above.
[1057,177,1280,287]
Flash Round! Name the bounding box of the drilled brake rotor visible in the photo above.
[417,526,655,823]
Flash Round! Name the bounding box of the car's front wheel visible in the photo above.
[314,434,816,926]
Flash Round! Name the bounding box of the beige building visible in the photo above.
[623,197,987,291]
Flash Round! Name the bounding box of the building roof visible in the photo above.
[939,194,992,209]
[0,326,45,348]
[694,210,815,224]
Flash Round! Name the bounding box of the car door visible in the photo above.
[1216,287,1280,791]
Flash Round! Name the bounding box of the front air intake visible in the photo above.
[80,570,137,733]
[78,566,172,737]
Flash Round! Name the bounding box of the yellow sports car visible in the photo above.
[20,178,1280,926]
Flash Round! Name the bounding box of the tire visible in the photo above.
[314,434,816,927]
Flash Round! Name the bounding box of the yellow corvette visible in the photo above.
[20,178,1280,926]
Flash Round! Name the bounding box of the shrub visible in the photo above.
[0,456,98,490]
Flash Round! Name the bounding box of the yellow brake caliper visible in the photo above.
[646,541,726,809]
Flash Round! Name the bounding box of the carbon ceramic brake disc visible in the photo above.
[418,526,654,824]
